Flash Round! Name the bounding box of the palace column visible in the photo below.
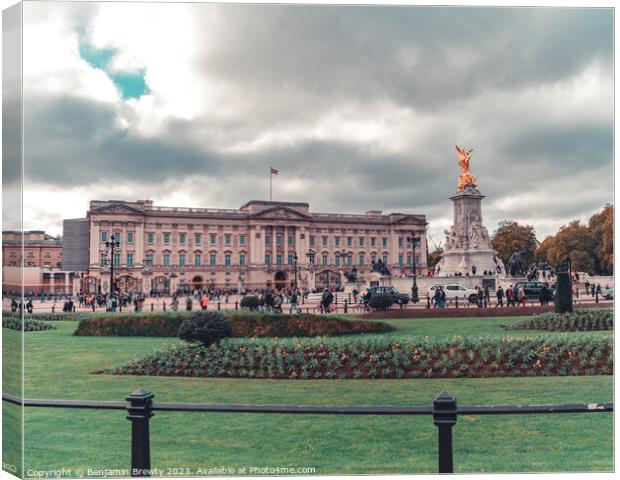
[135,221,145,266]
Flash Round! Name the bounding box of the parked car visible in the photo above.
[603,287,613,300]
[512,281,554,299]
[426,284,479,304]
[368,286,410,304]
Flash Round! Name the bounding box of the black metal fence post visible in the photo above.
[126,389,155,477]
[433,390,457,474]
[344,300,348,313]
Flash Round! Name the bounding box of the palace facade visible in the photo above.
[66,199,428,294]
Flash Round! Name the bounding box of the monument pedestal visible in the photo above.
[435,183,505,277]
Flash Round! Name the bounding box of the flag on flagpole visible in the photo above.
[270,167,279,175]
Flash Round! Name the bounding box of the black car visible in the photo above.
[512,281,554,299]
[369,286,410,305]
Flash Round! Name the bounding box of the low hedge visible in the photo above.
[504,309,613,331]
[2,311,90,321]
[105,335,612,379]
[3,318,56,332]
[74,312,394,338]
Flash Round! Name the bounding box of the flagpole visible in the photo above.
[269,167,272,201]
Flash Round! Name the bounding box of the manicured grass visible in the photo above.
[2,316,614,475]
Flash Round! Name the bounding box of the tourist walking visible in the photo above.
[517,286,526,306]
[171,296,179,312]
[290,291,301,314]
[200,294,209,310]
[476,286,484,308]
[185,296,193,311]
[506,285,514,307]
[495,286,504,307]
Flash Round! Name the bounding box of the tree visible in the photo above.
[427,248,443,268]
[491,221,539,267]
[588,204,613,275]
[534,204,613,275]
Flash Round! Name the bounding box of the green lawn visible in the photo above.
[2,315,614,476]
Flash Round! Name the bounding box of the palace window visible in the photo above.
[322,255,328,265]
[195,233,201,245]
[225,234,231,245]
[179,233,186,245]
[398,255,403,265]
[127,254,134,266]
[347,256,352,266]
[147,233,154,244]
[163,254,170,266]
[308,253,315,264]
[371,238,376,247]
[265,235,271,246]
[225,255,231,266]
[127,232,134,243]
[210,233,217,244]
[265,254,271,265]
[276,255,282,265]
[276,235,283,246]
[407,254,412,265]
[101,231,107,242]
[359,255,364,266]
[383,255,388,264]
[309,236,315,247]
[114,232,121,242]
[287,254,294,265]
[415,255,420,266]
[179,254,186,266]
[322,236,328,247]
[100,253,107,266]
[163,233,170,245]
[335,256,340,266]
[383,238,388,248]
[194,254,201,266]
[335,237,340,247]
[288,235,294,246]
[113,253,121,267]
[146,254,153,266]
[210,254,217,266]
[359,237,364,247]
[239,255,245,266]
[239,235,246,246]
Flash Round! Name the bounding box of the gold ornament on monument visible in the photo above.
[455,144,477,191]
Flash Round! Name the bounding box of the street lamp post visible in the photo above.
[293,254,298,290]
[305,250,315,290]
[407,234,420,303]
[105,239,120,299]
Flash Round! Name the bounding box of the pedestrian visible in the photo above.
[290,291,300,314]
[11,297,18,312]
[171,296,179,312]
[476,286,484,308]
[495,286,504,307]
[506,285,514,307]
[186,296,193,311]
[484,285,490,305]
[200,294,209,310]
[518,286,526,306]
[26,299,33,314]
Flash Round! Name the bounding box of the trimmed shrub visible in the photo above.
[2,311,86,321]
[554,271,573,313]
[368,294,394,310]
[3,318,56,332]
[74,311,394,338]
[106,335,613,380]
[504,308,613,331]
[240,296,260,311]
[178,312,233,347]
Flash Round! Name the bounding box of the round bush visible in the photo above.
[368,294,394,310]
[240,295,260,311]
[178,312,233,347]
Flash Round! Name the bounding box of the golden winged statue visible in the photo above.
[455,144,477,191]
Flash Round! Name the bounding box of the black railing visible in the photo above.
[2,391,612,476]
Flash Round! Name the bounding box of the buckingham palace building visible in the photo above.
[63,199,428,294]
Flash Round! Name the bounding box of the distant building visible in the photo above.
[64,199,429,294]
[2,231,74,295]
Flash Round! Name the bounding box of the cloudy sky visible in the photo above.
[3,2,614,248]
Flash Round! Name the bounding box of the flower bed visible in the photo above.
[104,335,612,379]
[504,309,613,331]
[74,312,393,338]
[2,318,56,332]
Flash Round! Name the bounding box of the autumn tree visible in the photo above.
[491,221,539,267]
[427,248,443,268]
[536,205,613,275]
